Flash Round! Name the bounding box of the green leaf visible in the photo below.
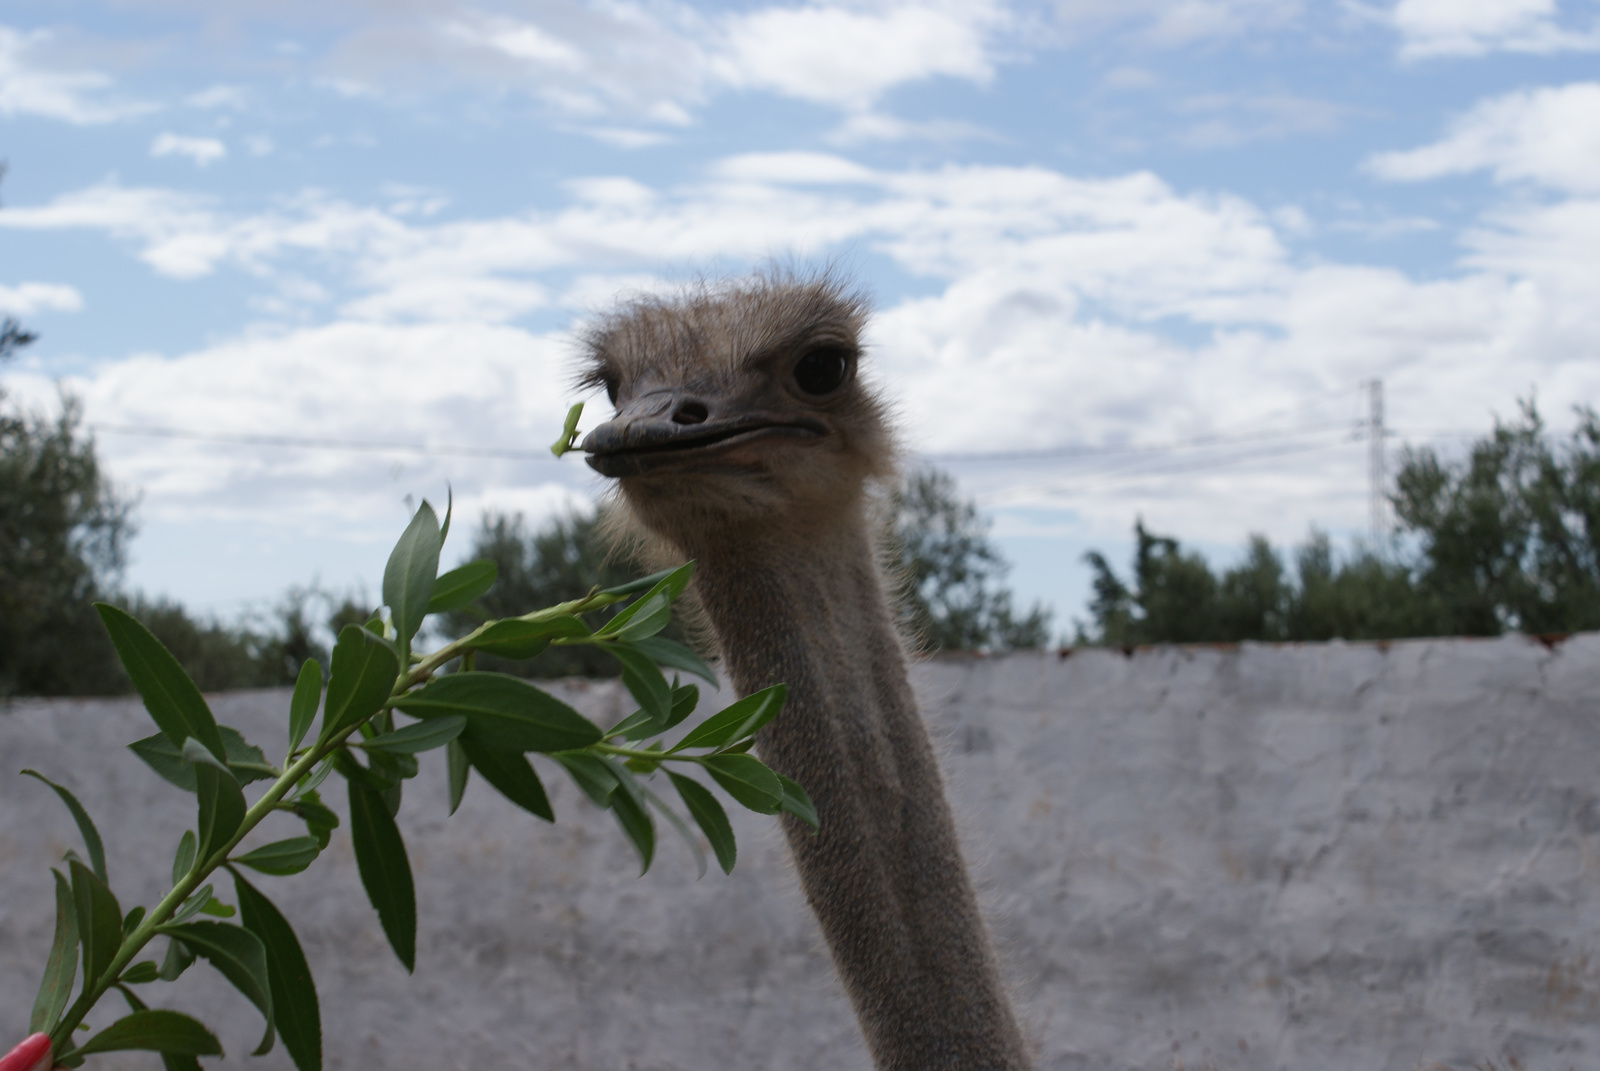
[170,884,216,925]
[596,562,693,637]
[198,898,236,918]
[608,645,672,726]
[456,736,552,821]
[672,684,787,753]
[667,683,700,729]
[599,561,694,599]
[348,781,416,972]
[668,772,737,874]
[468,615,589,659]
[602,761,654,874]
[234,837,321,876]
[189,739,246,865]
[171,831,197,886]
[440,484,453,544]
[627,636,718,687]
[119,960,160,984]
[624,746,664,775]
[366,739,420,782]
[69,858,121,989]
[122,905,146,937]
[396,672,602,753]
[776,773,820,830]
[95,603,226,763]
[21,770,107,883]
[234,873,322,1071]
[70,1010,223,1059]
[605,711,660,743]
[288,795,339,849]
[699,754,784,814]
[155,921,274,1054]
[551,751,617,807]
[361,715,466,754]
[129,726,277,792]
[606,593,671,642]
[296,755,337,798]
[644,785,707,878]
[29,869,79,1034]
[446,739,470,816]
[333,750,399,805]
[550,400,584,456]
[426,560,497,615]
[159,935,196,981]
[383,500,442,654]
[288,659,323,756]
[106,989,202,1071]
[322,625,400,740]
[215,727,274,783]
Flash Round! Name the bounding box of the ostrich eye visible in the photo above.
[793,345,850,396]
[603,376,619,406]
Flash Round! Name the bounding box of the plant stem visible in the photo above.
[405,589,625,684]
[47,594,629,1054]
[48,711,374,1050]
[591,742,695,762]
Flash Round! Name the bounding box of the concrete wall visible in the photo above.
[3,634,1598,1071]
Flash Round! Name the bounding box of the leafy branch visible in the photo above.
[17,490,812,1071]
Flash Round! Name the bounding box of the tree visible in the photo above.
[1,320,315,695]
[0,333,137,695]
[890,469,1052,650]
[450,469,1053,669]
[1286,531,1434,641]
[1393,400,1600,635]
[1077,399,1600,645]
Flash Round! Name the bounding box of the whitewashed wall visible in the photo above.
[3,634,1598,1071]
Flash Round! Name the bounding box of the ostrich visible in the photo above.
[579,272,1031,1070]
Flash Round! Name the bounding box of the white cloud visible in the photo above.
[0,25,153,123]
[0,281,84,315]
[327,4,711,122]
[1387,0,1600,57]
[1053,0,1304,45]
[1366,82,1600,193]
[826,110,994,145]
[447,17,586,71]
[151,132,229,167]
[4,320,584,529]
[185,83,248,110]
[13,148,1599,559]
[1177,92,1354,147]
[714,1,1002,110]
[580,126,675,149]
[104,1,1013,129]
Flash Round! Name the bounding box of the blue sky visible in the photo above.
[3,0,1599,634]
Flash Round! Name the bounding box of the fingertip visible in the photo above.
[0,1033,53,1071]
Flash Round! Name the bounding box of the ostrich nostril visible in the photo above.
[672,401,709,425]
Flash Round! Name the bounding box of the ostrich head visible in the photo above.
[578,274,896,553]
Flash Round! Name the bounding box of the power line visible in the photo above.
[920,419,1358,464]
[87,423,555,461]
[80,395,1497,474]
[980,430,1361,506]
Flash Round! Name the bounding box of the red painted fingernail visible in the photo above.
[0,1034,52,1071]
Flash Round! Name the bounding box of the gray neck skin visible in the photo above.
[687,512,1030,1071]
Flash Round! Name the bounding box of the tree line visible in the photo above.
[1,321,1048,696]
[6,307,1595,694]
[1078,401,1600,645]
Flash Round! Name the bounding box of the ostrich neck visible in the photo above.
[688,514,1031,1071]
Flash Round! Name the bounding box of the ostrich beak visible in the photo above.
[582,390,825,477]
